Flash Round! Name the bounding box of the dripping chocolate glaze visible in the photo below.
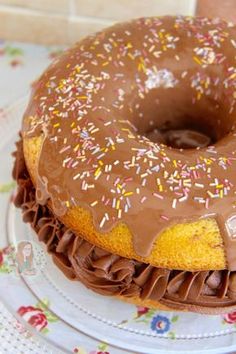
[22,16,236,267]
[12,138,236,314]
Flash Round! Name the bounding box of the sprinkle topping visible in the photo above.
[23,16,236,264]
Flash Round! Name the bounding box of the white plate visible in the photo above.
[1,97,236,354]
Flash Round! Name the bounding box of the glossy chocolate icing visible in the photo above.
[22,16,236,268]
[12,138,236,313]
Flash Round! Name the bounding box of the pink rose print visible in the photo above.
[0,45,24,66]
[13,319,28,336]
[2,245,15,255]
[136,306,149,318]
[17,305,48,332]
[223,311,236,324]
[48,48,64,60]
[0,251,3,266]
[10,59,22,67]
[16,300,58,335]
[0,245,16,274]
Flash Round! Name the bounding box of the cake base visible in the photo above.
[12,137,236,314]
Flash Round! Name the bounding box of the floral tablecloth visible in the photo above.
[0,40,62,354]
[0,40,114,354]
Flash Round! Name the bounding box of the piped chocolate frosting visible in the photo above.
[12,138,236,313]
[22,16,236,268]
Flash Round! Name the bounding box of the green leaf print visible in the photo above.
[0,181,15,193]
[4,46,24,57]
[98,342,108,351]
[144,308,156,319]
[0,264,11,273]
[168,331,176,339]
[135,319,150,324]
[44,311,58,323]
[171,315,179,323]
[36,299,58,323]
[41,327,49,335]
[36,298,49,310]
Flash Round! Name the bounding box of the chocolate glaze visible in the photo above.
[12,138,236,313]
[145,128,212,148]
[22,16,236,268]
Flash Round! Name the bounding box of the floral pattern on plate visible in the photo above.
[74,342,110,354]
[17,299,59,335]
[0,44,24,67]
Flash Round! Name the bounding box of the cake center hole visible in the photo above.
[145,127,213,149]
